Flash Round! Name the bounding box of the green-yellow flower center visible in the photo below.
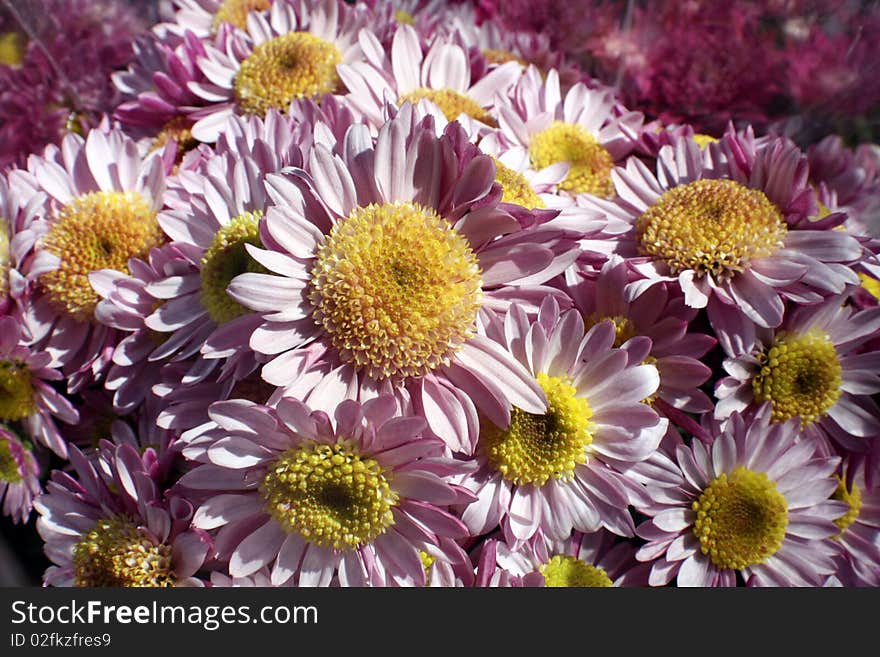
[832,477,862,537]
[752,330,842,426]
[0,218,10,301]
[39,191,163,322]
[692,134,717,149]
[234,32,343,116]
[484,372,594,486]
[0,32,25,67]
[72,516,175,587]
[529,121,615,197]
[200,211,268,325]
[585,314,636,348]
[309,202,483,380]
[0,360,37,422]
[420,550,436,586]
[261,440,398,551]
[394,8,415,24]
[0,438,22,483]
[213,0,272,30]
[398,88,497,126]
[692,466,788,571]
[540,555,613,587]
[636,179,788,281]
[493,158,545,208]
[149,117,198,164]
[482,49,529,67]
[859,272,880,301]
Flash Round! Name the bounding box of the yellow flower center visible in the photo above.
[636,179,788,281]
[692,134,717,149]
[309,202,483,380]
[234,32,343,116]
[0,360,37,422]
[213,0,272,30]
[493,158,544,208]
[0,218,10,301]
[528,121,615,197]
[261,440,398,551]
[484,373,594,486]
[482,49,528,67]
[394,8,415,24]
[39,191,163,322]
[200,211,268,325]
[72,516,175,587]
[585,313,636,348]
[420,550,436,586]
[0,32,25,67]
[752,330,842,426]
[398,88,497,126]
[540,555,613,587]
[832,477,862,537]
[859,272,880,301]
[149,117,198,163]
[0,438,22,483]
[692,466,788,571]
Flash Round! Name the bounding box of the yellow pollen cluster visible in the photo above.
[585,313,636,348]
[752,329,842,426]
[832,477,862,537]
[0,218,10,301]
[492,158,545,208]
[636,179,788,281]
[39,191,163,322]
[398,88,497,126]
[200,210,268,325]
[0,438,22,483]
[149,117,198,163]
[0,32,25,67]
[213,0,272,30]
[261,440,398,551]
[528,121,615,197]
[692,466,788,571]
[859,273,880,301]
[484,372,594,487]
[540,555,613,587]
[72,516,175,587]
[482,49,529,67]
[419,550,436,586]
[234,32,343,116]
[394,8,415,24]
[309,202,483,380]
[692,134,718,149]
[0,360,37,422]
[640,354,659,405]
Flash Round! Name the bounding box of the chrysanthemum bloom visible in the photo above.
[11,128,168,391]
[715,296,880,454]
[158,0,275,37]
[183,396,474,586]
[636,408,846,587]
[484,529,650,587]
[188,0,369,142]
[90,245,198,414]
[830,458,880,586]
[567,255,716,423]
[593,134,862,328]
[458,300,666,543]
[35,441,211,587]
[230,108,585,449]
[0,316,77,457]
[0,425,40,523]
[144,112,304,385]
[337,24,522,132]
[483,66,643,200]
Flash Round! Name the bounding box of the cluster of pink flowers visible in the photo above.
[0,0,878,588]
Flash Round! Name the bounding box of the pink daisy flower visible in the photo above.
[483,66,643,201]
[157,0,275,38]
[457,300,666,543]
[35,441,211,587]
[230,108,582,449]
[830,458,880,587]
[593,133,862,328]
[714,296,880,454]
[0,316,78,457]
[566,255,716,419]
[182,396,474,586]
[482,529,649,587]
[337,23,522,132]
[188,0,369,142]
[636,408,846,587]
[11,128,168,390]
[145,112,302,386]
[0,425,41,523]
